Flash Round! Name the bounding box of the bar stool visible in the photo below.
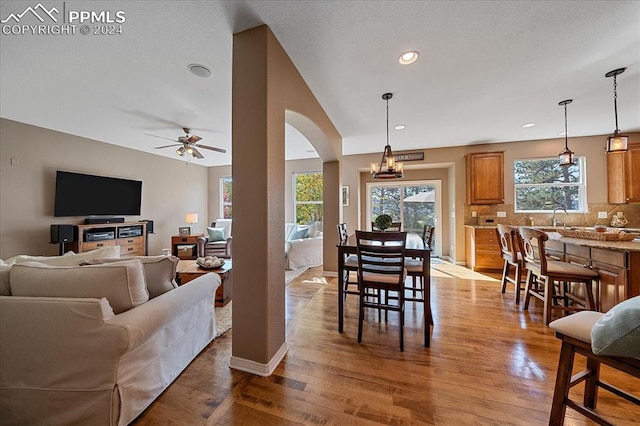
[548,300,640,425]
[496,224,525,305]
[519,227,599,325]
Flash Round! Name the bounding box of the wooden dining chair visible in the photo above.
[405,224,434,301]
[337,223,359,299]
[355,230,407,351]
[519,227,599,325]
[422,224,435,249]
[496,224,525,305]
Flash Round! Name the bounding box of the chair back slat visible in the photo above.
[496,224,519,261]
[519,227,548,274]
[337,223,349,243]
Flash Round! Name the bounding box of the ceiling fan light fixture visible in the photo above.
[558,99,574,167]
[605,67,628,152]
[176,146,185,156]
[371,93,404,179]
[399,51,419,65]
[188,63,212,79]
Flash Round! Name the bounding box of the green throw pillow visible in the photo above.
[591,296,640,358]
[207,227,226,242]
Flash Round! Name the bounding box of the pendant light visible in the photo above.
[605,67,628,152]
[558,99,574,167]
[371,93,404,179]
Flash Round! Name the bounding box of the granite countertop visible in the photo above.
[546,232,640,252]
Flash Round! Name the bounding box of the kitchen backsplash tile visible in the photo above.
[464,203,640,228]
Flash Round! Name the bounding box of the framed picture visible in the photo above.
[178,226,191,235]
[342,186,350,207]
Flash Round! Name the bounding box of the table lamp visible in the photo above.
[185,213,198,235]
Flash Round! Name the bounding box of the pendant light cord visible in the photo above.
[613,74,619,132]
[386,97,390,147]
[564,102,569,150]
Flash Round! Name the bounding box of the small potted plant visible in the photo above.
[374,214,392,231]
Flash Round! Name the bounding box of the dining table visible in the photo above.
[336,232,432,347]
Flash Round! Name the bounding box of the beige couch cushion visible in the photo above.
[4,245,121,267]
[83,255,179,298]
[10,260,148,314]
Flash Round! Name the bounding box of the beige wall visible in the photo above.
[0,118,209,259]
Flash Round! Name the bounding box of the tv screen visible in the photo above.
[54,171,142,217]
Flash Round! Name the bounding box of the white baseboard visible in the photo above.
[229,341,288,377]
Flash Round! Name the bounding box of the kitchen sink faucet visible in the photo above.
[552,207,568,228]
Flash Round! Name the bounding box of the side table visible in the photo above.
[176,259,232,307]
[171,234,203,260]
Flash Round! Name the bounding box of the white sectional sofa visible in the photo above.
[0,247,220,425]
[284,222,323,270]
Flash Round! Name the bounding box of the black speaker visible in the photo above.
[140,220,154,234]
[84,217,125,224]
[50,224,75,243]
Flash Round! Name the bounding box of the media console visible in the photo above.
[66,222,147,256]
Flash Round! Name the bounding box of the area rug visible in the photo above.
[285,266,309,286]
[215,301,232,338]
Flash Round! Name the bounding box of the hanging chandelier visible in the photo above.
[558,99,574,167]
[605,67,628,152]
[371,93,404,179]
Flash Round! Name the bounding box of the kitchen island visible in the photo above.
[544,231,640,312]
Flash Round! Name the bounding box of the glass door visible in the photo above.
[367,180,441,256]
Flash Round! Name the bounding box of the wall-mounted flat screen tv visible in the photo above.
[54,171,142,217]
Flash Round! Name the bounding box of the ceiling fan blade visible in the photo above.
[190,147,205,159]
[187,135,202,144]
[197,144,227,153]
[145,133,178,142]
[154,144,182,149]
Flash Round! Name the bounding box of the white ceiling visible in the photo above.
[1,1,639,167]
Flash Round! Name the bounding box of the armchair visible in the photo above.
[197,219,232,259]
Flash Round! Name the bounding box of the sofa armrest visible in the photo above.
[0,296,128,390]
[225,236,233,257]
[197,236,208,257]
[106,272,220,350]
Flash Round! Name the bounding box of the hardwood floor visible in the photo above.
[132,263,639,425]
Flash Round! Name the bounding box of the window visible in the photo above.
[220,177,232,218]
[514,156,586,212]
[294,172,323,225]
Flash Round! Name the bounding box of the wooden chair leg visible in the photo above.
[524,270,534,310]
[399,291,404,352]
[514,263,522,305]
[584,356,600,409]
[544,277,554,325]
[501,260,509,294]
[357,291,364,343]
[550,340,576,426]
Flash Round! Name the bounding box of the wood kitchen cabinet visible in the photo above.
[465,151,504,205]
[607,142,640,203]
[465,226,503,271]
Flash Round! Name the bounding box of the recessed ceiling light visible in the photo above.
[305,149,315,153]
[521,122,536,128]
[399,51,419,65]
[188,63,212,78]
[557,131,571,136]
[394,125,406,130]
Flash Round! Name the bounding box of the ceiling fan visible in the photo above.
[145,127,226,159]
